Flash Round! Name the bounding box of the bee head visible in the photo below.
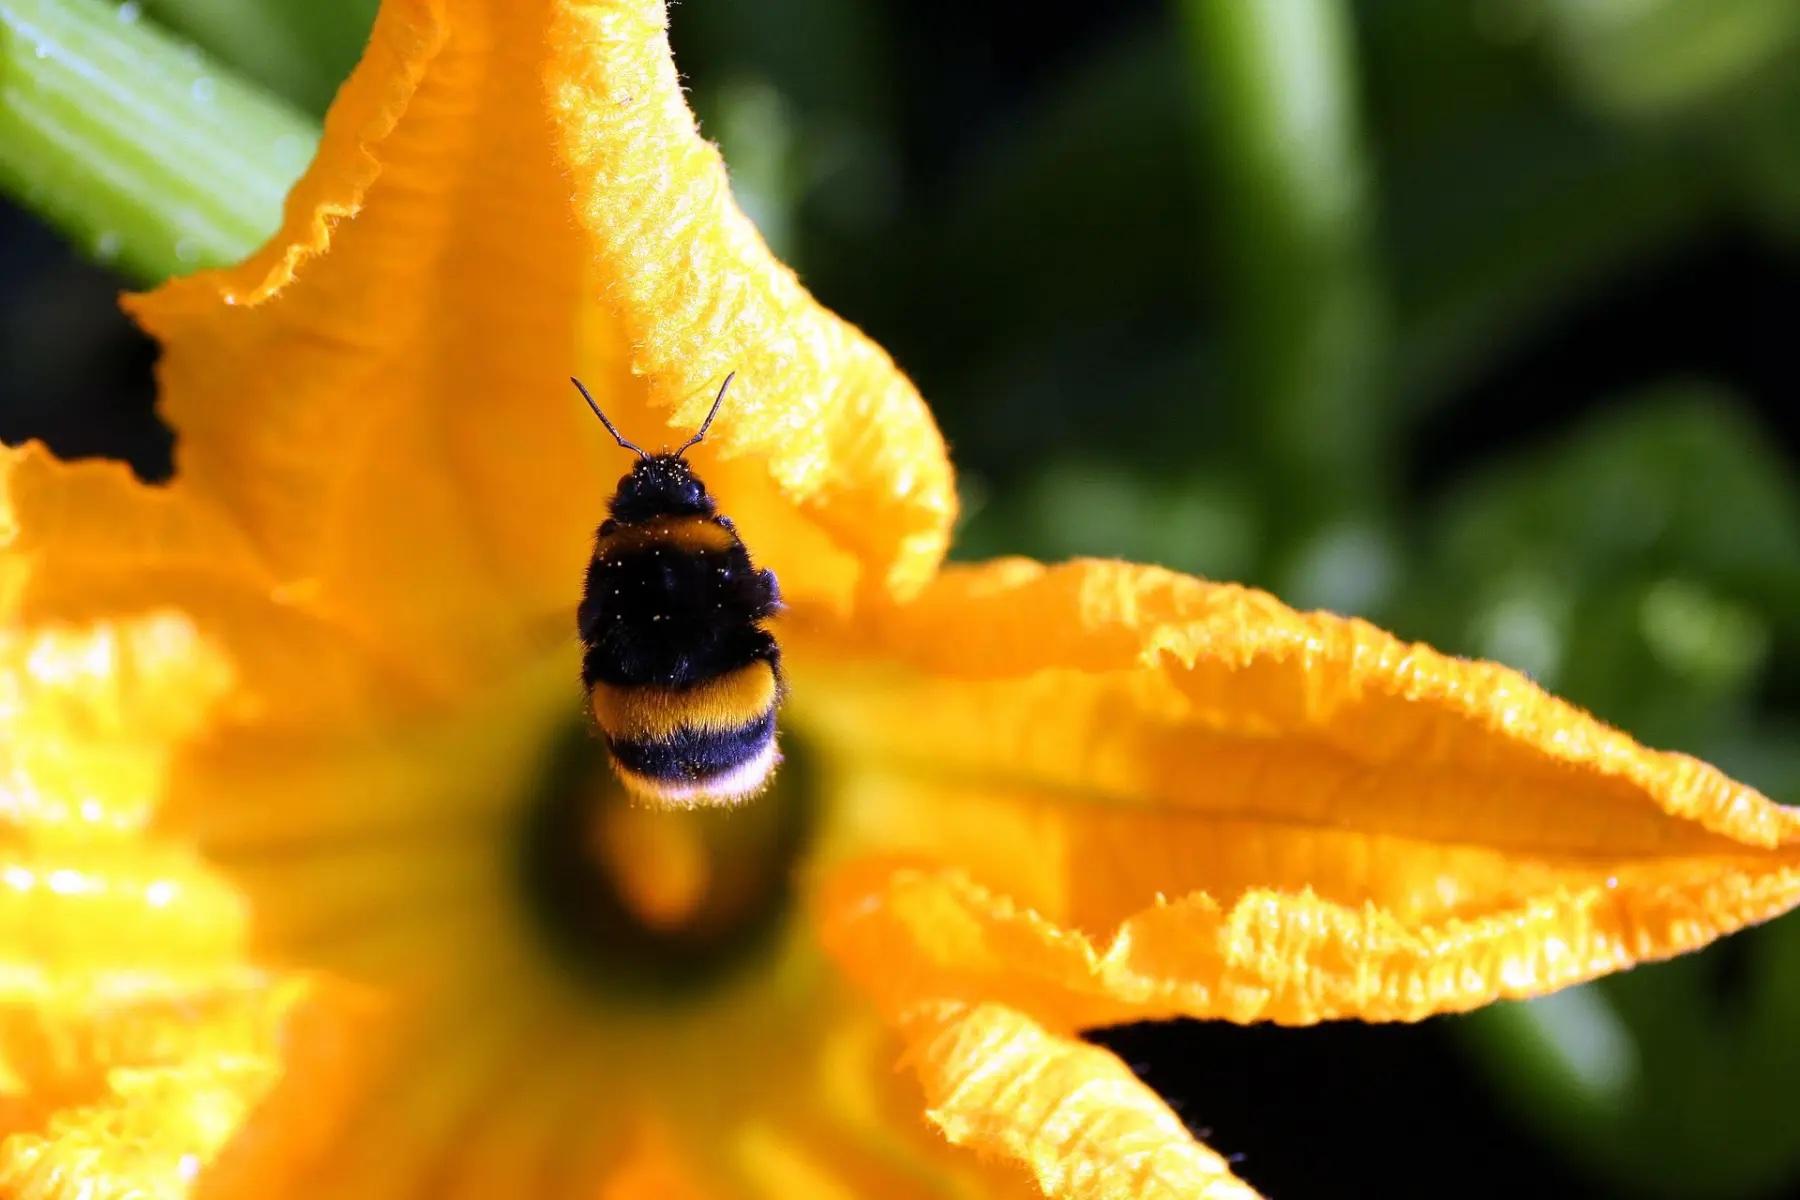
[610,454,714,522]
[574,373,736,523]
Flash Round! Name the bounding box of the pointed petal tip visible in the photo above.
[809,557,1800,1028]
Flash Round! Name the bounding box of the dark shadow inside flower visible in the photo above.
[517,720,818,1000]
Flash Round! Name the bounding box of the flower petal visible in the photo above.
[0,973,354,1200]
[547,0,955,603]
[0,616,366,1196]
[900,999,1261,1200]
[598,1126,711,1200]
[803,558,1800,1026]
[74,0,946,702]
[0,608,1042,1198]
[1,445,428,726]
[0,606,228,834]
[0,616,246,982]
[124,0,592,689]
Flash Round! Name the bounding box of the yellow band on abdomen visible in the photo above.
[591,659,778,741]
[598,515,737,557]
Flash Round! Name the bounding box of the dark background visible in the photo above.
[3,0,1798,1195]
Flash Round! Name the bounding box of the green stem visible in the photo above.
[142,0,376,115]
[1176,0,1390,570]
[0,0,316,283]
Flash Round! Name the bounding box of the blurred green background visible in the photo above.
[1,0,1797,1195]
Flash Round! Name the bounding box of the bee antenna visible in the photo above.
[571,377,648,459]
[674,372,735,458]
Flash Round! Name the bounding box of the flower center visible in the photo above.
[517,722,813,999]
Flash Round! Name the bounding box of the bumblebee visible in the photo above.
[572,374,783,807]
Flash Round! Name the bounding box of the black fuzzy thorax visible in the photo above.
[578,455,781,690]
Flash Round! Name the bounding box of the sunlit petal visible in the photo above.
[900,1000,1261,1200]
[548,0,955,603]
[806,558,1800,1026]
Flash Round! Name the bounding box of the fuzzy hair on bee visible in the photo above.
[572,373,784,807]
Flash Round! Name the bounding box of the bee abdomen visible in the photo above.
[590,657,781,806]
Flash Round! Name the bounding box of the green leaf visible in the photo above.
[1430,390,1800,1193]
[1401,395,1800,746]
[1385,119,1714,407]
[1536,0,1800,241]
[1361,0,1720,406]
[911,24,1201,363]
[0,0,315,283]
[953,455,1261,585]
[1419,386,1800,633]
[1461,914,1800,1198]
[1542,0,1800,122]
[1526,0,1800,241]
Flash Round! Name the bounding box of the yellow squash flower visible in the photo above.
[3,1,1797,1196]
